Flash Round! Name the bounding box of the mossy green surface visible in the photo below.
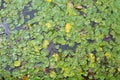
[0,0,120,80]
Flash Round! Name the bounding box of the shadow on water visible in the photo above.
[14,1,38,31]
[47,42,58,57]
[0,0,4,10]
[47,42,79,57]
[59,42,79,53]
[22,1,37,23]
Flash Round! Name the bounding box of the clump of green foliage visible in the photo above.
[0,0,120,80]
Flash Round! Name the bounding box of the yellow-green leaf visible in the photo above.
[67,1,76,16]
[105,53,111,59]
[52,54,59,61]
[65,23,72,33]
[43,40,49,48]
[47,0,52,3]
[46,23,51,28]
[50,71,56,78]
[118,67,120,72]
[14,60,21,67]
[4,0,10,3]
[34,46,41,53]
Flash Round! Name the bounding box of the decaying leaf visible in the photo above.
[22,74,29,80]
[75,4,83,10]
